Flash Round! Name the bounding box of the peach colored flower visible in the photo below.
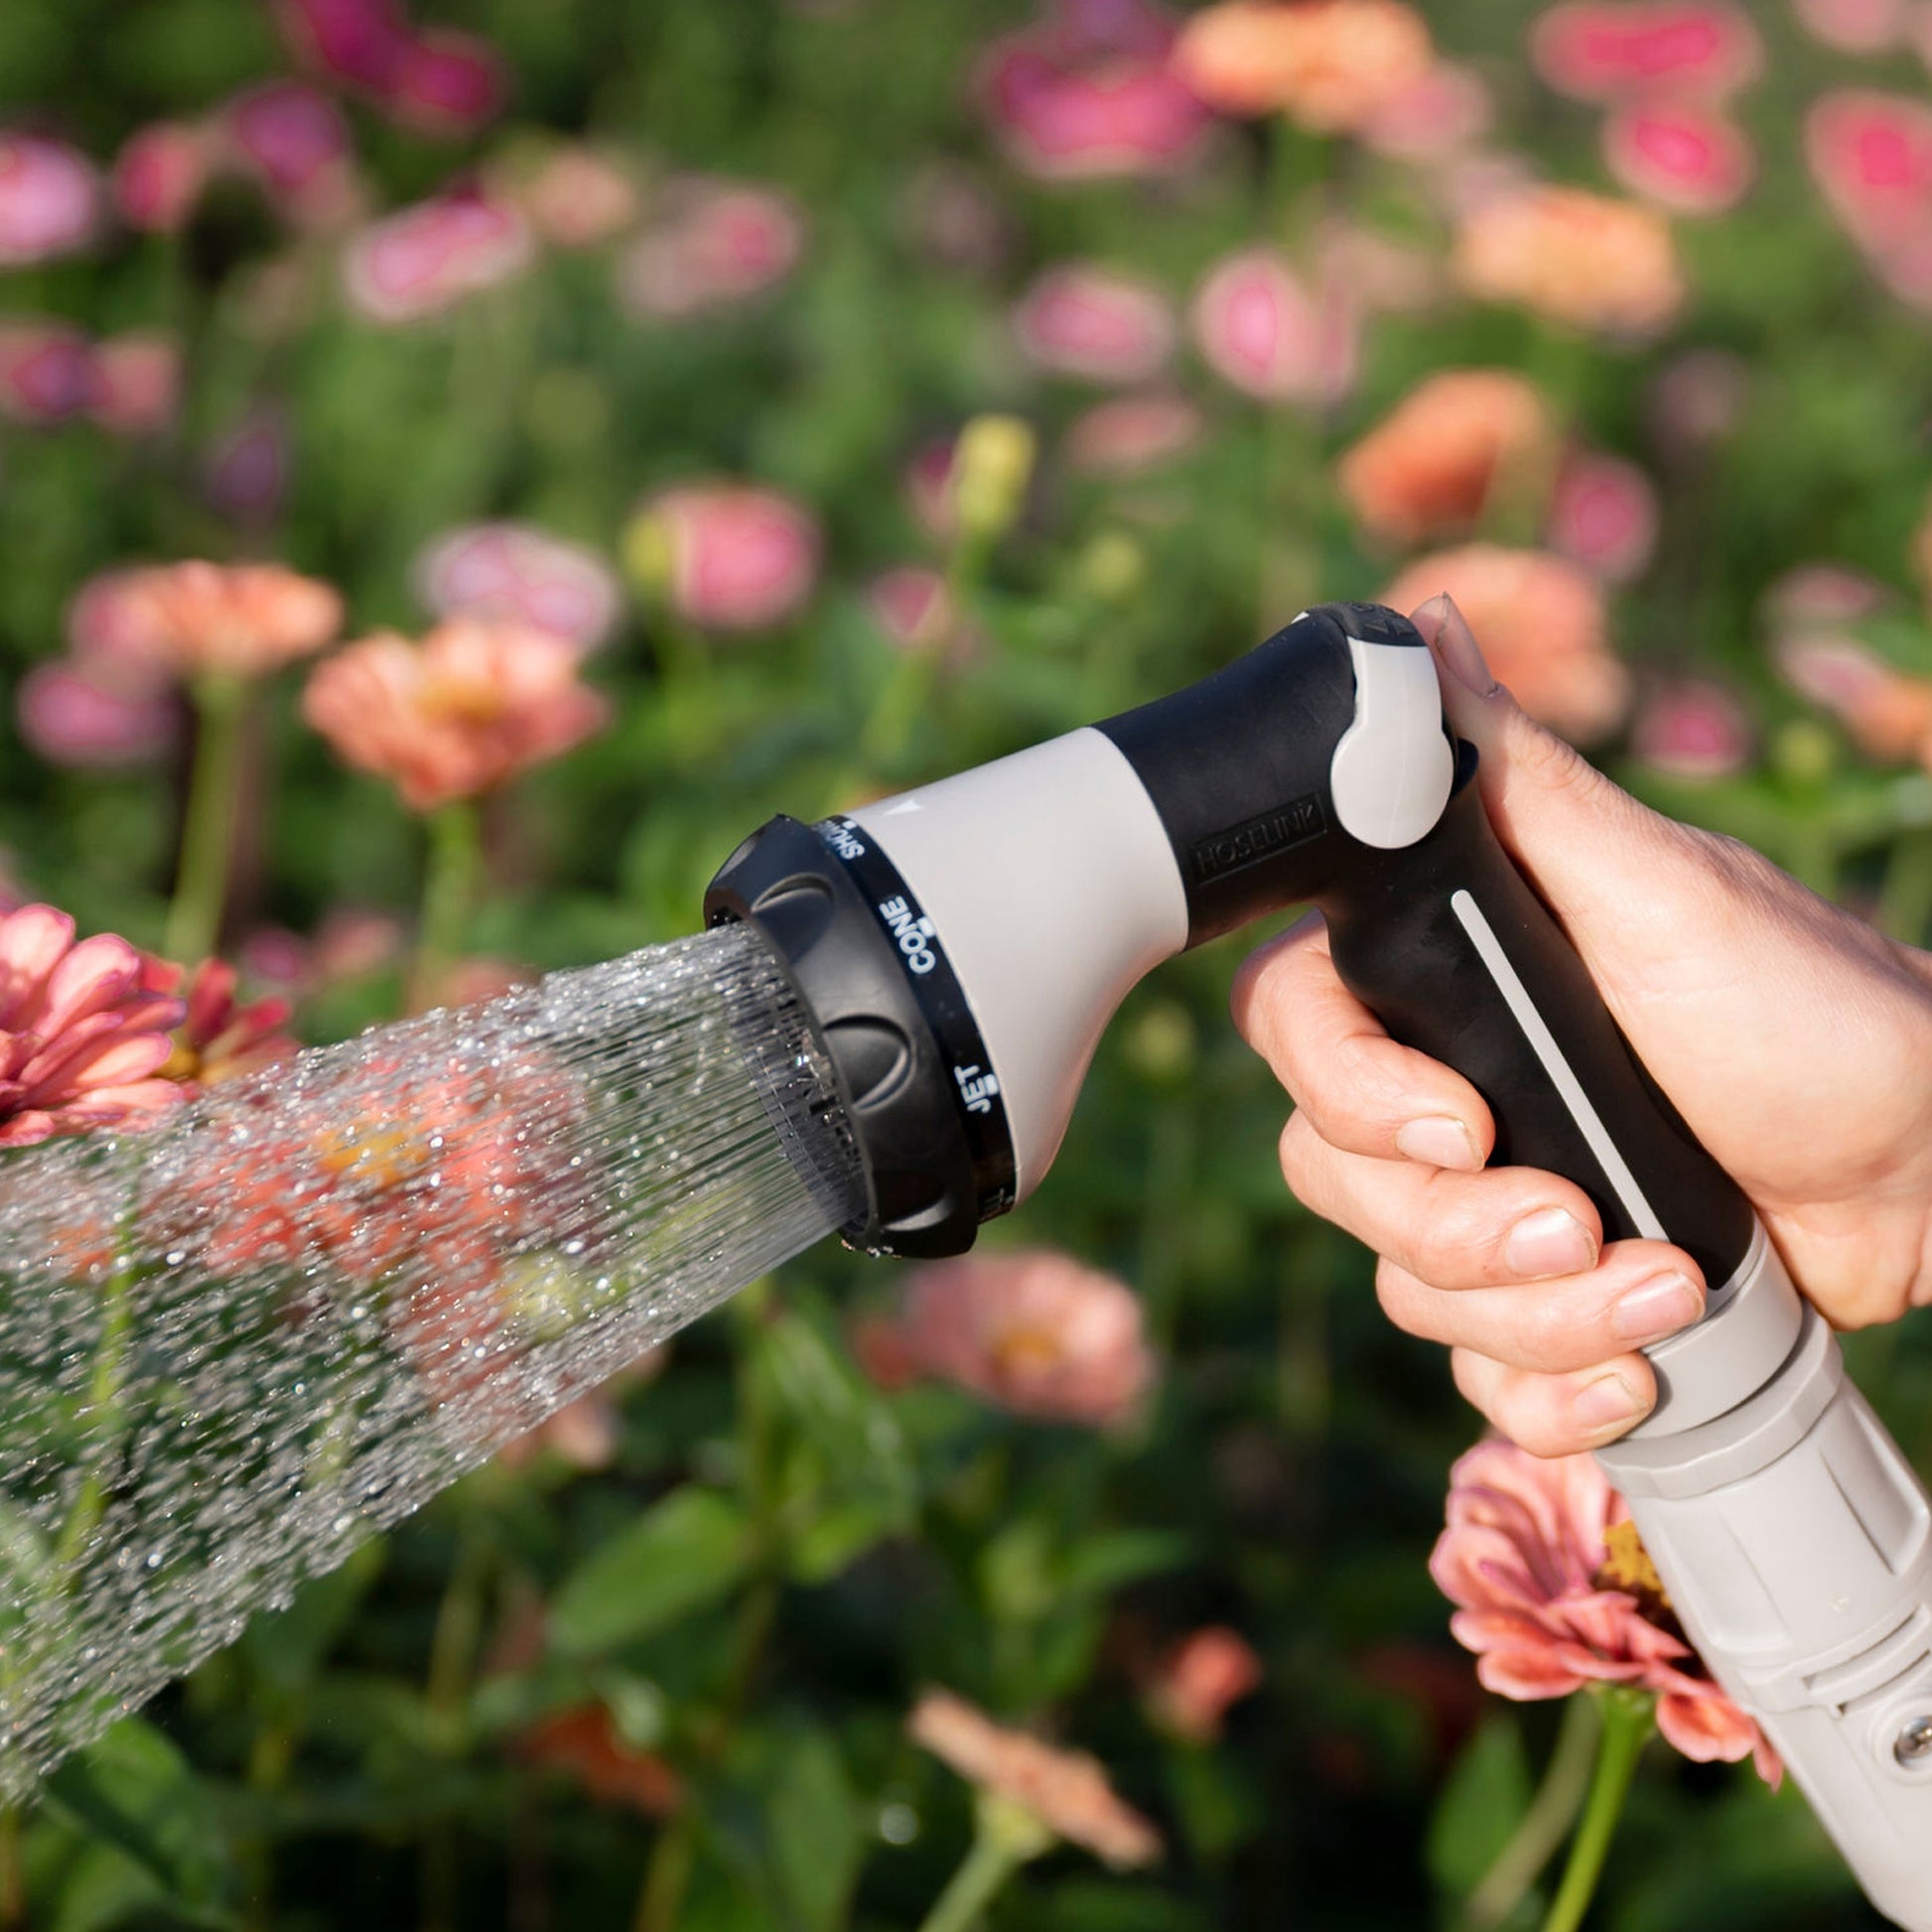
[1145,1626,1264,1743]
[1062,390,1205,475]
[1453,184,1685,337]
[507,144,639,250]
[867,567,955,651]
[873,1247,1155,1428]
[1011,262,1177,385]
[617,177,803,321]
[111,122,210,233]
[86,332,182,438]
[516,1705,683,1815]
[1380,545,1628,744]
[1173,0,1434,134]
[1530,2,1762,102]
[154,957,297,1096]
[75,561,343,683]
[627,483,822,632]
[1774,635,1932,764]
[909,1690,1163,1867]
[1546,450,1658,583]
[1630,680,1749,778]
[303,619,610,811]
[1603,93,1753,215]
[0,133,101,266]
[1431,1437,1781,1784]
[1190,246,1357,404]
[1338,369,1556,549]
[1358,62,1492,161]
[343,186,532,324]
[415,521,621,652]
[1794,0,1906,50]
[0,905,187,1148]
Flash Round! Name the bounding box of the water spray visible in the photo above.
[2,602,1928,1929]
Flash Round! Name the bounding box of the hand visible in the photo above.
[1232,594,1932,1455]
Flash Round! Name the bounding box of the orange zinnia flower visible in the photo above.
[70,560,342,683]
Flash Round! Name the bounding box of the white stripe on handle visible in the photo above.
[1449,889,1668,1241]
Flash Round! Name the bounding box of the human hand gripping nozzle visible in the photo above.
[705,602,1932,1929]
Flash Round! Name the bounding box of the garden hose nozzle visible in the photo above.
[707,602,1932,1932]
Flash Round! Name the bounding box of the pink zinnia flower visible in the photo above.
[1603,93,1753,214]
[0,322,94,426]
[71,560,343,683]
[223,81,356,226]
[86,332,182,438]
[1806,89,1932,253]
[204,407,292,528]
[111,122,210,233]
[344,187,532,325]
[303,619,611,811]
[1431,1437,1781,1784]
[1530,3,1763,102]
[385,29,508,136]
[1012,262,1176,385]
[1358,62,1493,162]
[627,483,821,632]
[1793,0,1906,51]
[1145,1626,1264,1743]
[617,178,803,321]
[975,2,1214,181]
[16,659,179,768]
[276,0,411,93]
[1546,450,1659,582]
[870,1246,1155,1428]
[1062,390,1204,475]
[1190,246,1358,406]
[1762,560,1891,635]
[867,567,955,651]
[1630,680,1749,778]
[0,133,101,266]
[1774,634,1932,764]
[507,145,639,251]
[153,956,297,1096]
[1645,345,1748,458]
[0,905,187,1147]
[415,521,621,653]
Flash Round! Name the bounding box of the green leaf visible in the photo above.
[1427,1714,1532,1902]
[42,1718,234,1918]
[549,1487,755,1658]
[1059,1530,1193,1599]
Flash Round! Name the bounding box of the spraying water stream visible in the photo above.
[0,923,861,1797]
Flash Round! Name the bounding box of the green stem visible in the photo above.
[1457,1695,1603,1932]
[54,1231,140,1580]
[164,673,248,967]
[409,799,482,1013]
[913,1831,1029,1932]
[420,1521,493,1932]
[0,1804,22,1929]
[1539,1690,1653,1932]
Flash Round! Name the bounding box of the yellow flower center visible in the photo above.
[316,1121,433,1190]
[1596,1519,1672,1612]
[990,1323,1063,1378]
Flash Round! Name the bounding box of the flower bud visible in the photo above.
[950,414,1036,544]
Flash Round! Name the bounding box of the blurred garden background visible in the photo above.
[5,0,1932,1925]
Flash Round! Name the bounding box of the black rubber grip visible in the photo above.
[1319,747,1757,1289]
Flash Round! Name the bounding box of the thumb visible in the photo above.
[1407,593,1717,983]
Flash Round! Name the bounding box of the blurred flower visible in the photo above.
[1173,0,1434,134]
[86,332,182,438]
[1645,345,1748,459]
[1794,0,1907,48]
[0,132,101,266]
[905,436,965,541]
[617,177,804,321]
[975,1,1214,180]
[111,122,210,233]
[240,905,403,995]
[868,567,956,650]
[867,1246,1155,1427]
[1603,93,1753,213]
[498,1348,664,1469]
[0,905,187,1148]
[442,957,533,1007]
[1337,368,1556,549]
[156,957,297,1095]
[505,144,639,250]
[385,29,509,137]
[1763,560,1890,634]
[910,1690,1162,1867]
[1314,217,1442,312]
[16,660,179,768]
[204,407,292,528]
[1063,390,1204,475]
[1380,545,1628,742]
[1011,262,1176,384]
[1630,679,1750,777]
[416,521,621,653]
[1190,246,1357,404]
[223,81,356,226]
[343,186,533,324]
[0,322,94,426]
[1145,1626,1264,1743]
[1774,634,1932,763]
[516,1705,683,1814]
[1453,184,1685,337]
[1806,89,1932,282]
[304,620,611,811]
[1432,1436,1781,1783]
[1530,2,1762,101]
[624,483,822,631]
[75,561,343,683]
[951,414,1039,543]
[1358,62,1492,161]
[276,0,411,93]
[898,162,1014,275]
[1546,450,1659,582]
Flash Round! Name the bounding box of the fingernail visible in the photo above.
[1574,1371,1648,1434]
[1504,1206,1597,1280]
[1610,1272,1705,1344]
[1428,594,1497,698]
[1395,1115,1481,1172]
